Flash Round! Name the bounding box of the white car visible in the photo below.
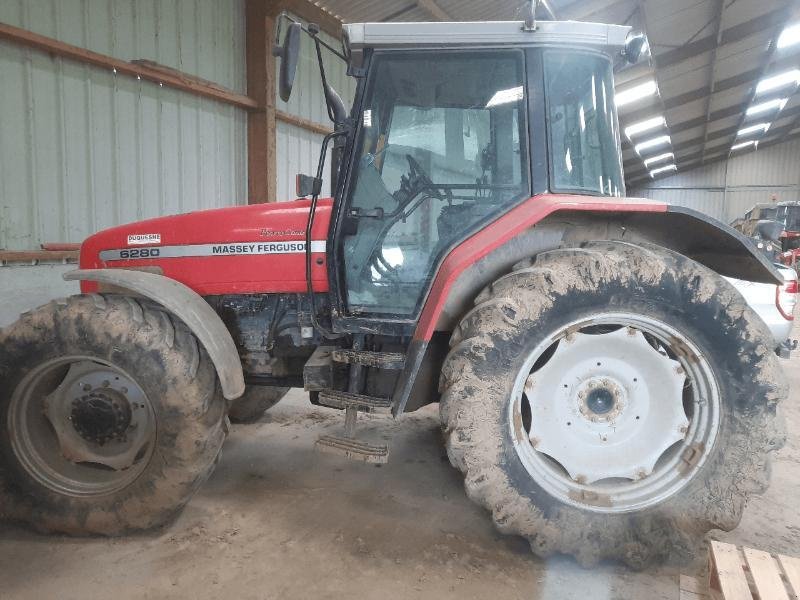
[727,264,798,357]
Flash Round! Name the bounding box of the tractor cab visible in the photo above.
[275,17,637,335]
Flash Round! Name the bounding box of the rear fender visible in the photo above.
[393,196,780,414]
[427,201,780,338]
[64,269,245,400]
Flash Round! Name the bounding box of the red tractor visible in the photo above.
[0,14,787,568]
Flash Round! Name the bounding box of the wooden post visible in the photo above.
[246,0,278,204]
[245,0,342,204]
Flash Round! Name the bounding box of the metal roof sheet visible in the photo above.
[312,0,800,184]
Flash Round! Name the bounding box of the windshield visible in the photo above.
[341,50,529,316]
[544,51,623,196]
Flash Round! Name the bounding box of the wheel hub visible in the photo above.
[576,377,626,423]
[70,391,132,445]
[585,387,615,415]
[524,327,690,484]
[40,361,152,471]
[9,356,157,497]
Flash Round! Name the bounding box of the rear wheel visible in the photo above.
[227,386,289,423]
[0,294,226,535]
[440,241,786,567]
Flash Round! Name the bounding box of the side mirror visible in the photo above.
[623,33,648,64]
[273,21,301,102]
[296,174,322,198]
[756,219,784,243]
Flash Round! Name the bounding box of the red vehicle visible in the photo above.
[0,13,786,568]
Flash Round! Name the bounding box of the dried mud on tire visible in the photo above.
[0,294,227,536]
[439,241,787,568]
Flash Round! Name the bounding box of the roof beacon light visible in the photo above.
[756,69,800,95]
[616,79,657,107]
[624,116,666,139]
[643,152,675,167]
[777,23,800,49]
[635,135,671,154]
[649,164,677,177]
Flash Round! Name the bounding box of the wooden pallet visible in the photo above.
[680,541,800,600]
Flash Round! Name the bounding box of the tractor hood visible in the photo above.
[78,199,333,296]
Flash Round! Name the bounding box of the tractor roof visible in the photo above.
[343,20,631,67]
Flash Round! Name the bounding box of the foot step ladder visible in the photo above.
[330,349,405,370]
[314,345,404,464]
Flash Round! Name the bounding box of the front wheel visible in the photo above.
[0,295,226,535]
[227,385,289,423]
[440,241,787,567]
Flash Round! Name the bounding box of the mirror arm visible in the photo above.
[274,11,347,62]
[314,38,348,125]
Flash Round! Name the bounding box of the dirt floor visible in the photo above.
[1,339,799,599]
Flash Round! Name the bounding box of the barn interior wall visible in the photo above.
[629,138,800,225]
[0,0,248,324]
[0,0,248,252]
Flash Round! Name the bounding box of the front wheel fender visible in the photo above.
[64,269,245,400]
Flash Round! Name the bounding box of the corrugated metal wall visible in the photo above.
[0,0,247,251]
[630,138,800,224]
[275,16,356,200]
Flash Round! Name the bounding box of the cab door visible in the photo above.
[332,49,531,327]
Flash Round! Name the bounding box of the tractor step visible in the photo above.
[331,349,406,370]
[315,435,389,464]
[318,389,392,414]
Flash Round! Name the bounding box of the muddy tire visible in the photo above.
[227,386,289,423]
[439,241,787,567]
[0,294,226,535]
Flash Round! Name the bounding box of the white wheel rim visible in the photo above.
[509,313,721,514]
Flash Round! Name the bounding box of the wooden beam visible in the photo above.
[0,21,259,111]
[246,0,278,204]
[0,250,79,264]
[277,110,332,136]
[40,243,81,251]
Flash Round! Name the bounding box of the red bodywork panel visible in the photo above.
[413,194,668,340]
[79,193,668,338]
[79,199,333,295]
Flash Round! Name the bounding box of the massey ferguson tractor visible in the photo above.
[0,12,788,568]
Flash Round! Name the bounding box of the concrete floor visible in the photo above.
[1,340,799,599]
